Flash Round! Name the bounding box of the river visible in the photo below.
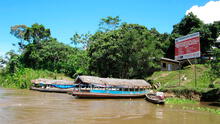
[0,88,219,124]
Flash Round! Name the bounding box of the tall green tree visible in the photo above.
[88,23,163,79]
[171,13,219,58]
[70,32,92,49]
[24,23,51,44]
[149,28,171,56]
[21,38,77,76]
[10,25,28,49]
[11,23,51,50]
[210,48,220,78]
[98,16,121,32]
[0,56,7,68]
[5,50,23,73]
[9,23,89,76]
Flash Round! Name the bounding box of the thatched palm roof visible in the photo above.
[75,76,151,88]
[31,78,74,85]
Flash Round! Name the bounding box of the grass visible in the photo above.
[147,64,220,102]
[147,64,220,90]
[166,98,198,104]
[182,106,220,115]
[166,98,220,115]
[0,68,73,89]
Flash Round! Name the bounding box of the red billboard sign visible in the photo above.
[175,32,200,60]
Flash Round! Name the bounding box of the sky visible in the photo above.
[0,0,220,56]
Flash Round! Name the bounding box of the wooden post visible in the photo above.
[187,59,197,87]
[195,62,197,87]
[179,62,181,86]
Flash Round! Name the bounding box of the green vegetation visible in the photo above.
[166,98,220,115]
[166,98,198,104]
[0,68,72,89]
[147,64,218,89]
[210,48,220,79]
[148,64,220,102]
[8,24,89,76]
[88,23,163,78]
[182,106,220,115]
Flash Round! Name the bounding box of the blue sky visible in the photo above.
[0,0,214,56]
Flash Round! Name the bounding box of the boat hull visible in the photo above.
[145,94,165,104]
[72,91,146,98]
[30,87,72,93]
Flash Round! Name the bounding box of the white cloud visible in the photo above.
[186,1,220,24]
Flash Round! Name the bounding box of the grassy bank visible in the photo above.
[183,106,220,115]
[147,64,220,101]
[166,98,220,115]
[0,68,73,89]
[166,98,198,104]
[147,64,216,89]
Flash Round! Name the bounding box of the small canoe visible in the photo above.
[30,87,73,93]
[145,93,165,104]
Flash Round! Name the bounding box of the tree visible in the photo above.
[10,23,51,49]
[98,16,121,32]
[70,32,92,49]
[149,28,171,56]
[10,25,28,49]
[0,56,7,68]
[171,13,219,57]
[88,23,163,79]
[210,48,220,78]
[20,38,76,75]
[8,23,91,77]
[5,50,23,73]
[24,23,51,44]
[212,21,220,48]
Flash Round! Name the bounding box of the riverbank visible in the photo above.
[147,64,220,89]
[0,68,73,89]
[147,64,220,102]
[165,97,220,115]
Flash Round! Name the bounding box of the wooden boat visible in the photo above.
[72,91,146,98]
[30,87,73,93]
[30,78,75,93]
[145,93,165,104]
[71,75,151,99]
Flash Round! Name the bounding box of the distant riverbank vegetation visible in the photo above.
[0,13,220,89]
[166,98,198,104]
[166,98,220,115]
[0,68,72,89]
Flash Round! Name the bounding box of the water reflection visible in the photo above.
[0,88,220,124]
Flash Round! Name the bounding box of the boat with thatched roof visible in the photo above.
[72,76,151,98]
[30,78,76,93]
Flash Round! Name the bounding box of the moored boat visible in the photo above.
[145,93,165,104]
[30,86,73,93]
[72,75,151,98]
[30,78,76,93]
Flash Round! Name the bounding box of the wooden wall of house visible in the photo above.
[161,61,179,71]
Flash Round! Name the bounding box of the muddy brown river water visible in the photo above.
[0,88,219,124]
